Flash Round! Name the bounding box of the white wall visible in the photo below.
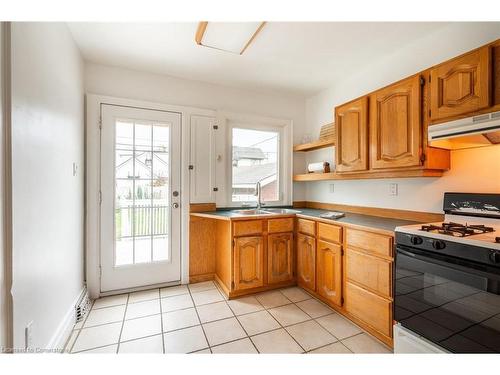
[84,63,308,201]
[304,22,500,213]
[0,21,9,351]
[10,23,84,349]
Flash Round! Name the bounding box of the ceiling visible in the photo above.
[68,22,450,97]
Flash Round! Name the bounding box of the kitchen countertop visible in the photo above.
[190,207,420,235]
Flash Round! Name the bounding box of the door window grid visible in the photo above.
[115,121,170,266]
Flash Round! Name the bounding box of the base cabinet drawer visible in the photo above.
[345,281,392,338]
[233,220,263,237]
[317,223,342,244]
[346,228,393,258]
[346,248,392,298]
[297,218,316,236]
[268,218,294,233]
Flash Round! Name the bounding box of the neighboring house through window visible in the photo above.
[229,122,290,206]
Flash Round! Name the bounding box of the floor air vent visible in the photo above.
[75,288,91,323]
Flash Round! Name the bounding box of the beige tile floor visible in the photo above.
[65,281,392,354]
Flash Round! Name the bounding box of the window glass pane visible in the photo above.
[232,127,279,203]
[114,120,171,266]
[116,121,134,151]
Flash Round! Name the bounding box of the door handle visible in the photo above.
[172,202,179,209]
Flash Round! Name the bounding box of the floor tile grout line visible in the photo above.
[225,300,260,353]
[186,285,211,353]
[250,292,308,353]
[115,293,130,353]
[72,342,119,354]
[293,300,336,321]
[158,288,166,354]
[305,340,353,354]
[76,284,389,354]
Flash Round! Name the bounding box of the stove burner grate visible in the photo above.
[420,222,495,237]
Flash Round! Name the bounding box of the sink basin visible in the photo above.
[232,209,274,216]
[262,208,302,214]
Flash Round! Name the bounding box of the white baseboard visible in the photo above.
[46,286,86,352]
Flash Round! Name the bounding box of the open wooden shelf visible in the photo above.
[293,169,444,181]
[293,138,335,152]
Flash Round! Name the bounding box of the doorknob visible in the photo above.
[172,202,179,209]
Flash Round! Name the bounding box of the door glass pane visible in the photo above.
[115,120,170,266]
[232,127,279,203]
[152,125,170,261]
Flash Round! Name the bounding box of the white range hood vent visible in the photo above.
[428,110,500,150]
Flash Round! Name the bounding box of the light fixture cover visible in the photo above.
[196,22,265,54]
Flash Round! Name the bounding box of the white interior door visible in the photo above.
[100,104,181,292]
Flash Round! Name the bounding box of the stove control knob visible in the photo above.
[432,240,446,250]
[489,251,500,264]
[410,236,423,245]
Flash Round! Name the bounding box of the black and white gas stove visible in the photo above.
[394,192,500,353]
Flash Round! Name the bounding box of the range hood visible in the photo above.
[428,110,500,150]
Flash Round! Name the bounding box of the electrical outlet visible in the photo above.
[72,162,78,177]
[25,321,34,350]
[329,183,335,193]
[389,183,398,196]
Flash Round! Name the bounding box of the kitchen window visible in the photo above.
[226,118,291,207]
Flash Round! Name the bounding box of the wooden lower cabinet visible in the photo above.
[268,233,294,284]
[316,240,342,307]
[343,228,394,344]
[297,233,316,291]
[344,281,392,338]
[233,236,264,291]
[346,248,392,298]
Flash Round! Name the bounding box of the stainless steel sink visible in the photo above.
[231,208,301,216]
[262,208,302,214]
[232,209,274,216]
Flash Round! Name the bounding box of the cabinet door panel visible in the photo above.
[190,115,216,203]
[268,233,294,284]
[430,47,491,121]
[296,233,316,291]
[233,236,264,290]
[335,97,369,172]
[316,240,342,307]
[370,75,422,169]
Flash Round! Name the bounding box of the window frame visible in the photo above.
[223,113,292,208]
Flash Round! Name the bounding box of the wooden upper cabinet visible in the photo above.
[316,240,342,307]
[335,97,369,173]
[370,75,422,169]
[430,46,491,122]
[268,233,294,284]
[296,233,316,291]
[233,236,264,291]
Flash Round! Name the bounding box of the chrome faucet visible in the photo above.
[255,181,263,209]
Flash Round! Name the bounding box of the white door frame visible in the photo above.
[86,94,216,298]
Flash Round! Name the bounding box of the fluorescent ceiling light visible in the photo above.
[195,22,266,55]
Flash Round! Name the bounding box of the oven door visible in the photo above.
[395,244,500,353]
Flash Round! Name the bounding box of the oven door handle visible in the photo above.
[397,248,417,258]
